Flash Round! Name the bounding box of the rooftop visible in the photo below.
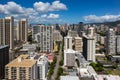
[79,68,91,77]
[87,66,97,75]
[60,76,79,80]
[74,37,82,39]
[64,49,76,53]
[6,54,36,67]
[64,35,72,39]
[98,75,120,80]
[0,45,9,49]
[104,75,120,80]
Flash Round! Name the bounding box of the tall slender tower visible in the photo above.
[0,18,4,44]
[0,16,14,50]
[106,28,116,55]
[17,19,28,42]
[83,27,96,62]
[64,36,72,50]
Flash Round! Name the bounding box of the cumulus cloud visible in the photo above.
[84,14,120,23]
[34,1,67,13]
[0,1,67,23]
[48,14,59,19]
[41,14,47,18]
[41,14,59,19]
[0,1,24,14]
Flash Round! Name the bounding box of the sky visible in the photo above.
[0,0,120,24]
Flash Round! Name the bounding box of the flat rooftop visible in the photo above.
[6,54,36,67]
[60,76,79,80]
[0,45,9,49]
[64,49,76,53]
[98,75,120,80]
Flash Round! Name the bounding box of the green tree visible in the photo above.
[59,59,63,66]
[72,45,75,50]
[58,67,63,76]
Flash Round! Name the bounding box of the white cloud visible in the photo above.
[84,14,120,23]
[34,2,50,13]
[0,1,67,23]
[34,1,67,13]
[41,14,59,19]
[50,1,67,11]
[41,14,47,18]
[0,1,24,14]
[48,13,59,19]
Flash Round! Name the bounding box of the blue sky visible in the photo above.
[0,0,120,24]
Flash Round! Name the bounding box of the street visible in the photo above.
[51,43,63,80]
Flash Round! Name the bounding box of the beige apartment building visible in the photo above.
[74,37,83,53]
[5,54,37,80]
[17,19,28,42]
[0,16,14,50]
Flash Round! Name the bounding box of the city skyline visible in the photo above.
[0,0,120,24]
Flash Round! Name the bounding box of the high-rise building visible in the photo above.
[68,30,78,38]
[37,55,48,80]
[32,24,53,53]
[116,35,120,54]
[77,22,83,36]
[32,25,40,39]
[106,28,116,55]
[100,36,105,45]
[53,30,62,42]
[14,27,17,41]
[87,27,95,37]
[17,19,28,42]
[64,36,72,50]
[0,45,9,79]
[83,27,96,62]
[74,37,83,52]
[83,36,96,62]
[64,49,76,68]
[0,16,14,50]
[0,19,4,45]
[5,54,37,80]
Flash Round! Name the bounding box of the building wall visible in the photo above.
[0,19,3,45]
[64,36,72,50]
[106,29,116,55]
[74,37,83,52]
[37,56,48,79]
[53,30,62,42]
[17,19,28,42]
[68,30,78,38]
[40,25,53,53]
[0,17,14,50]
[83,36,96,62]
[32,25,53,53]
[0,45,9,79]
[64,51,75,67]
[5,66,37,80]
[116,35,120,54]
